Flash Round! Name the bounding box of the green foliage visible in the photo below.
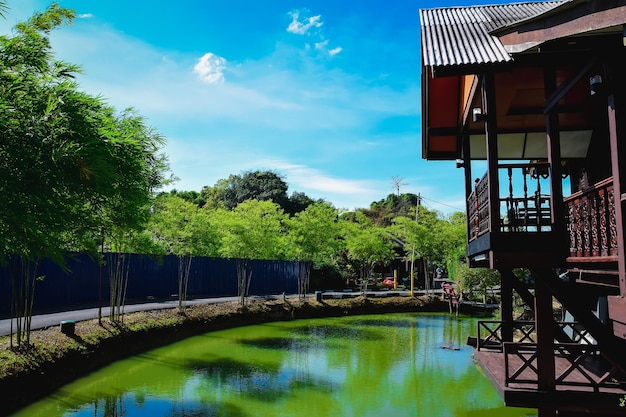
[147,194,220,312]
[213,199,289,260]
[167,189,205,207]
[0,4,171,343]
[364,193,420,226]
[200,170,322,215]
[148,194,220,257]
[340,211,395,282]
[386,206,467,291]
[286,202,341,265]
[456,264,501,303]
[202,171,289,211]
[0,5,171,263]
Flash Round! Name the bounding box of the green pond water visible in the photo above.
[11,313,537,417]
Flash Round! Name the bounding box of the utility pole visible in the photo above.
[410,193,421,296]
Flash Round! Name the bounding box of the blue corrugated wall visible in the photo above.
[0,254,305,315]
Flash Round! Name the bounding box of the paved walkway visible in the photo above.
[0,289,439,336]
[0,295,286,336]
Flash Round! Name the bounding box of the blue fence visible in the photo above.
[0,253,305,315]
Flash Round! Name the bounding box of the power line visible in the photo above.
[418,195,465,212]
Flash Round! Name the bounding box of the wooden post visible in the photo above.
[606,61,626,296]
[499,269,514,342]
[534,269,556,392]
[544,64,566,262]
[536,271,557,417]
[482,72,500,247]
[462,123,473,244]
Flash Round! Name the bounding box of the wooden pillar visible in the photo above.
[499,269,514,342]
[462,125,473,246]
[606,61,626,295]
[544,64,566,260]
[534,269,556,392]
[482,71,500,247]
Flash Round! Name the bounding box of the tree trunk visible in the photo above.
[236,259,253,307]
[9,257,40,349]
[297,261,311,299]
[178,255,193,313]
[109,253,130,323]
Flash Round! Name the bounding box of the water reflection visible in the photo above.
[10,314,537,417]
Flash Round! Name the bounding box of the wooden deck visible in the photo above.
[473,348,626,415]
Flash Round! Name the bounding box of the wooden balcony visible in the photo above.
[466,163,618,271]
[467,162,563,269]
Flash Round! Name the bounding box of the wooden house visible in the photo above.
[419,1,626,416]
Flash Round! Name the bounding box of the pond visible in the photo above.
[10,313,537,417]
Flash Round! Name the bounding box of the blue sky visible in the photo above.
[1,0,499,214]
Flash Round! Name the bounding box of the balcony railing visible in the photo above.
[564,177,617,260]
[468,162,553,243]
[504,342,624,391]
[477,320,625,392]
[477,320,594,352]
[468,173,490,241]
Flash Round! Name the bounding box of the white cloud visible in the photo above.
[288,9,341,57]
[193,52,227,84]
[279,163,373,195]
[287,10,323,35]
[329,47,343,56]
[315,40,342,56]
[315,40,328,50]
[78,13,94,19]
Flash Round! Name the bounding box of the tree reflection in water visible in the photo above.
[11,314,536,417]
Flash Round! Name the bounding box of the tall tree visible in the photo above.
[213,200,288,306]
[0,4,170,344]
[286,202,341,297]
[340,212,395,292]
[201,170,318,215]
[390,206,464,291]
[214,199,288,260]
[203,171,289,210]
[148,194,220,312]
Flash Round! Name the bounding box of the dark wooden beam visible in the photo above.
[508,272,535,308]
[534,269,556,392]
[495,1,626,52]
[508,271,590,343]
[606,61,626,295]
[499,269,514,342]
[544,64,567,263]
[482,71,500,255]
[461,75,480,126]
[462,126,473,244]
[541,269,626,373]
[543,57,598,115]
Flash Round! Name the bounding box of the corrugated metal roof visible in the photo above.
[420,2,567,68]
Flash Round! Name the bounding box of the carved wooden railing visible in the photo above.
[468,173,489,242]
[564,177,617,260]
[468,162,553,243]
[503,342,624,391]
[501,162,553,233]
[477,320,593,352]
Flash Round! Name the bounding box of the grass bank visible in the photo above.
[1,294,446,415]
